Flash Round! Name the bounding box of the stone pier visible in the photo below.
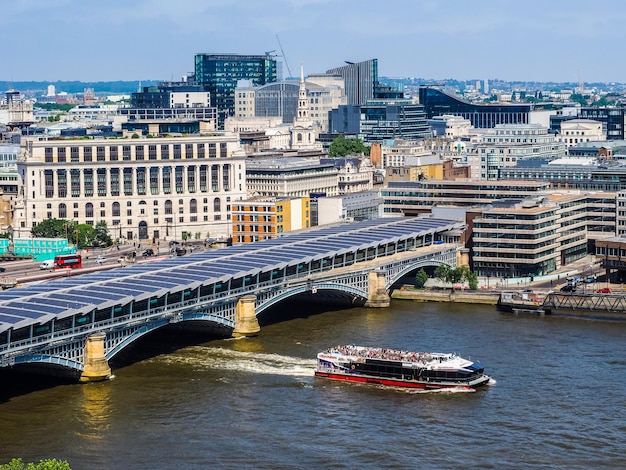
[79,333,111,383]
[364,270,390,308]
[232,295,260,337]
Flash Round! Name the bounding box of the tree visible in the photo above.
[328,135,370,158]
[73,224,94,249]
[32,219,76,239]
[434,264,451,285]
[571,93,587,106]
[415,268,428,288]
[93,221,113,247]
[0,458,71,470]
[466,271,479,290]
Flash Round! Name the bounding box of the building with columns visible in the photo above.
[15,134,247,240]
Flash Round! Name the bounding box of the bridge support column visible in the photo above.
[79,333,111,383]
[364,270,390,308]
[232,295,260,337]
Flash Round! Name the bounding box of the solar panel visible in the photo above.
[0,216,463,335]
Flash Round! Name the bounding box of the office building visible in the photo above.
[15,134,247,240]
[194,53,278,127]
[246,157,339,198]
[231,196,310,243]
[498,158,626,191]
[381,180,551,216]
[418,86,531,128]
[557,119,605,148]
[467,124,566,179]
[579,107,626,140]
[330,100,430,143]
[313,190,382,226]
[472,192,615,278]
[326,59,378,106]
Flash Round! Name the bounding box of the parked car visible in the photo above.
[142,248,154,257]
[96,256,107,264]
[169,241,180,247]
[585,275,596,284]
[175,247,187,256]
[560,285,575,293]
[597,287,612,294]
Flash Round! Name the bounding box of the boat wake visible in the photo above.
[160,346,316,377]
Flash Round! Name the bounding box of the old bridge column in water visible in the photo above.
[364,270,390,308]
[79,333,111,383]
[232,295,260,337]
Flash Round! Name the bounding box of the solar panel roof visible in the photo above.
[0,217,463,334]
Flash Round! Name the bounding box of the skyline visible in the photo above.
[3,0,626,84]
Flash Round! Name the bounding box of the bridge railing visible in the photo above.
[1,244,457,358]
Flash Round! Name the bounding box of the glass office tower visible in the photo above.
[195,54,277,127]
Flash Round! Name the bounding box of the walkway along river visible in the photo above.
[0,298,625,469]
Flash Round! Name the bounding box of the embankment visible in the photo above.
[391,288,499,305]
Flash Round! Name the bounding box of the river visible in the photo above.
[1,300,625,469]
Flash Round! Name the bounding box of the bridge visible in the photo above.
[0,216,465,382]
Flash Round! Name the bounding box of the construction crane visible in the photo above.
[275,35,294,79]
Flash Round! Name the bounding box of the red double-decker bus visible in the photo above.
[54,254,82,269]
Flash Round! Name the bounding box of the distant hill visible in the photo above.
[0,80,160,96]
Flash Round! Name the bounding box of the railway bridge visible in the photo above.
[0,217,465,382]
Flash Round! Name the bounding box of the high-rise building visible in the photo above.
[194,54,278,127]
[418,86,530,128]
[329,99,430,143]
[326,59,378,106]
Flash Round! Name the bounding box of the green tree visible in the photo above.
[414,268,428,288]
[0,458,71,470]
[434,264,451,286]
[328,135,370,158]
[73,224,94,249]
[31,219,76,239]
[570,93,587,106]
[466,271,479,290]
[93,221,113,247]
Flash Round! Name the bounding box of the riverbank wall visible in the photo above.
[391,288,499,305]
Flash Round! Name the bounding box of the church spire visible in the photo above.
[296,63,308,121]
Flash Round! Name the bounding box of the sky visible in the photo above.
[3,0,626,84]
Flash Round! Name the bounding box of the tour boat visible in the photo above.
[315,345,492,390]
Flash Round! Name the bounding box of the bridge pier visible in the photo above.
[79,333,111,383]
[232,295,260,337]
[364,270,390,308]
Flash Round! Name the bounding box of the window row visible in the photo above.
[43,142,228,163]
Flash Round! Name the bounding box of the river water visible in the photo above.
[1,300,625,469]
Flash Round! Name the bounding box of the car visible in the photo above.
[169,240,180,246]
[175,247,187,256]
[522,289,533,293]
[142,248,154,257]
[95,256,107,264]
[560,285,575,293]
[585,275,596,284]
[0,266,5,273]
[597,287,612,294]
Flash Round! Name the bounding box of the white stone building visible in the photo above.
[15,134,247,240]
[466,124,567,179]
[557,119,606,148]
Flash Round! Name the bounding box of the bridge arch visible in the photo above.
[255,281,370,315]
